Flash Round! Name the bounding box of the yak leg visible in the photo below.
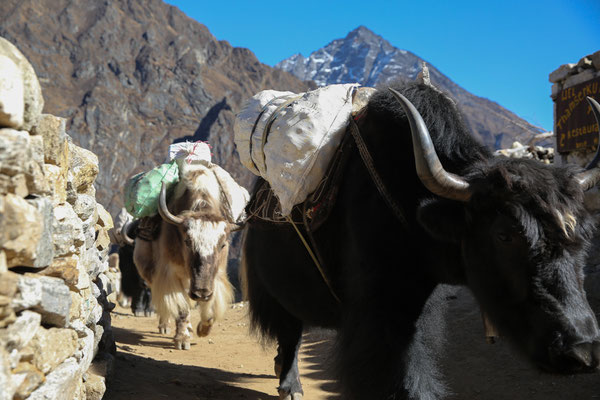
[174,310,192,350]
[158,315,170,335]
[274,319,304,400]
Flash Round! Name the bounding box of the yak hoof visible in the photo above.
[175,339,191,350]
[118,297,131,308]
[134,310,145,317]
[278,390,303,400]
[197,319,213,337]
[144,310,155,317]
[158,326,169,335]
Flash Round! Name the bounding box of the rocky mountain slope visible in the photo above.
[0,0,311,216]
[277,26,542,149]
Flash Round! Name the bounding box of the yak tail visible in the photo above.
[150,263,193,323]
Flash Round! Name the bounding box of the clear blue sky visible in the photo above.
[165,0,599,132]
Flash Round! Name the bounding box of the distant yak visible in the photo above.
[126,161,248,349]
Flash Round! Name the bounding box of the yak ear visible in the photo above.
[417,198,466,243]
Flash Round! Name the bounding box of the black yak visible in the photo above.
[241,82,600,399]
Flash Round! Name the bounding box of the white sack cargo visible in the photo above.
[234,83,359,216]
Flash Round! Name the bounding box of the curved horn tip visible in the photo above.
[388,87,472,202]
[158,182,184,225]
[121,222,135,246]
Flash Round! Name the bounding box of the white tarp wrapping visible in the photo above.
[234,83,359,216]
[168,141,212,165]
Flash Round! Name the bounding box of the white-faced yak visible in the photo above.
[129,161,248,350]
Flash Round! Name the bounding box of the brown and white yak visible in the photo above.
[129,161,249,349]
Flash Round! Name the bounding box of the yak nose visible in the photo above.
[189,289,213,302]
[563,341,600,372]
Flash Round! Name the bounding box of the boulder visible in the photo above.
[68,143,99,195]
[0,193,44,268]
[12,362,45,400]
[0,37,44,131]
[11,274,72,327]
[27,327,79,374]
[52,203,85,257]
[0,310,41,352]
[27,357,81,400]
[0,54,24,129]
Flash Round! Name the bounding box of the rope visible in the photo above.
[285,215,341,304]
[348,119,409,229]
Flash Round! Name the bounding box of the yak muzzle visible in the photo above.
[189,288,213,302]
[546,340,600,373]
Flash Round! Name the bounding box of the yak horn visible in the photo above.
[121,221,135,246]
[158,182,184,225]
[389,88,472,201]
[575,97,600,191]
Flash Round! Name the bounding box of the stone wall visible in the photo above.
[0,37,117,399]
[549,50,600,294]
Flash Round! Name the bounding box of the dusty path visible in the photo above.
[105,288,600,400]
[106,302,339,399]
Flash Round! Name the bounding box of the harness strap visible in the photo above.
[348,118,409,229]
[285,215,342,304]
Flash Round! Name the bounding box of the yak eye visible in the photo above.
[184,238,192,247]
[497,232,512,242]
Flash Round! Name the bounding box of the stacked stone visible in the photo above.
[0,37,116,399]
[494,141,555,164]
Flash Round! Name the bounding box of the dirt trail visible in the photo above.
[105,288,600,400]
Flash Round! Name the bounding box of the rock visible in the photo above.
[69,291,82,321]
[27,357,81,400]
[0,129,49,197]
[68,143,98,194]
[83,246,107,280]
[0,128,30,179]
[0,54,24,129]
[53,203,85,257]
[31,114,68,166]
[94,227,111,252]
[95,203,113,230]
[26,196,55,268]
[73,194,96,221]
[27,327,78,374]
[0,347,16,400]
[0,250,7,273]
[549,63,576,83]
[0,37,44,131]
[12,362,45,400]
[576,56,593,70]
[84,372,106,400]
[564,69,597,88]
[591,50,600,70]
[39,256,80,289]
[74,326,95,376]
[43,163,67,205]
[0,296,16,329]
[0,310,41,352]
[0,173,28,197]
[84,355,113,400]
[0,193,44,268]
[12,274,71,327]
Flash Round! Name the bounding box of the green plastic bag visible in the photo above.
[124,161,180,218]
